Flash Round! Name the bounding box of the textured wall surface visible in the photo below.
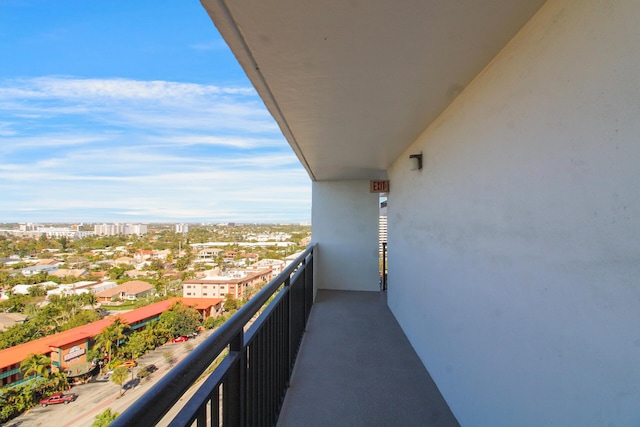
[387,0,640,425]
[312,180,380,291]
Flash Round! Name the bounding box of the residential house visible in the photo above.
[95,280,154,303]
[197,247,224,261]
[50,268,87,279]
[133,250,153,264]
[21,264,58,276]
[114,256,135,267]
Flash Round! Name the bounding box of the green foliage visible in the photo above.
[174,256,192,271]
[121,333,147,359]
[0,321,45,350]
[0,290,108,350]
[60,309,101,330]
[0,372,69,424]
[213,314,230,328]
[20,353,51,380]
[27,284,46,297]
[92,408,119,427]
[223,295,239,312]
[203,316,216,329]
[95,317,130,364]
[110,367,129,396]
[108,266,128,280]
[0,294,29,313]
[159,302,200,338]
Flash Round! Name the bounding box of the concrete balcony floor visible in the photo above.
[277,290,459,427]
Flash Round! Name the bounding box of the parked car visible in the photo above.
[116,360,138,368]
[39,393,77,407]
[172,336,189,343]
[136,364,158,379]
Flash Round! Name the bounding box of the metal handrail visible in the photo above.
[112,244,316,426]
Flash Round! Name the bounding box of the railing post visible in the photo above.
[225,330,246,427]
[304,252,313,323]
[382,242,387,291]
[284,276,293,371]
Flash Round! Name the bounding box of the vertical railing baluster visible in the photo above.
[120,246,314,427]
[225,331,245,426]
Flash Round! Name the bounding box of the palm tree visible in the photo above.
[110,317,130,358]
[20,353,51,381]
[95,317,130,364]
[94,330,114,370]
[110,367,129,397]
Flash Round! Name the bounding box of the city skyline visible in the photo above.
[0,1,311,224]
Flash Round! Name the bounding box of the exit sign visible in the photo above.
[370,180,389,193]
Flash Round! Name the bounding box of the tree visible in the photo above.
[27,285,46,297]
[109,317,130,357]
[57,236,70,252]
[20,353,51,381]
[203,316,216,329]
[95,317,130,366]
[148,258,164,271]
[80,292,98,311]
[224,295,239,312]
[92,408,119,427]
[111,367,129,396]
[159,302,200,338]
[122,333,147,359]
[174,256,191,271]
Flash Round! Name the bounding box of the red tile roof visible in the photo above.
[0,298,180,370]
[180,298,224,310]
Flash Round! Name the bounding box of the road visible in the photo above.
[7,329,216,427]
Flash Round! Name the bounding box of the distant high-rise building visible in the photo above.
[176,223,189,233]
[94,223,148,236]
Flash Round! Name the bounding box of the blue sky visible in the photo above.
[0,1,311,224]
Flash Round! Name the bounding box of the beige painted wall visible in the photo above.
[387,0,640,425]
[312,181,380,291]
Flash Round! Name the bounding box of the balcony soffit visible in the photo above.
[201,0,547,181]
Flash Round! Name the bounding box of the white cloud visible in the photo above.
[0,77,255,100]
[0,76,311,222]
[189,40,228,51]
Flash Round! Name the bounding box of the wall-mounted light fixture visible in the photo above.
[409,153,423,170]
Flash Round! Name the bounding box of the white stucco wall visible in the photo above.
[387,0,640,425]
[312,181,380,291]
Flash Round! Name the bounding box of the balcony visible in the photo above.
[112,245,458,426]
[277,289,458,427]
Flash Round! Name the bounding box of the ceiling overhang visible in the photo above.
[201,0,547,181]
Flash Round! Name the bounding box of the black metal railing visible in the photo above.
[112,244,316,427]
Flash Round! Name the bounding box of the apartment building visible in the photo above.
[94,223,148,236]
[175,223,189,233]
[182,268,272,300]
